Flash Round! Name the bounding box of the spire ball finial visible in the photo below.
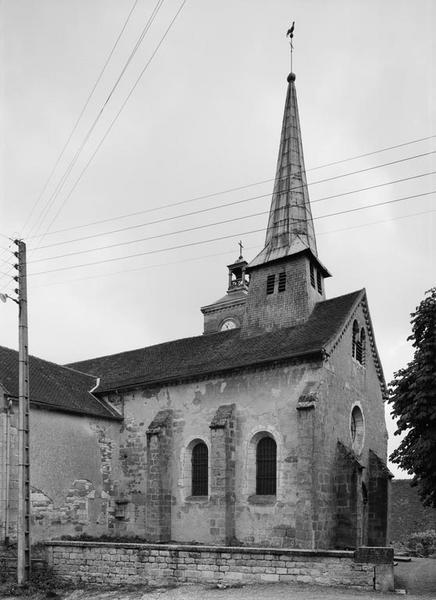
[287,72,296,83]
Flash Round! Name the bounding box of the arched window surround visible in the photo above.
[350,403,365,455]
[243,426,283,502]
[180,437,211,501]
[256,436,277,495]
[192,441,208,496]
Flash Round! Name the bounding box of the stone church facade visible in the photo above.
[0,70,390,549]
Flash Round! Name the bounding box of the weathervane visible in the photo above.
[286,21,295,72]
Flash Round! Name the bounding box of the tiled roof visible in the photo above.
[0,345,121,419]
[69,290,364,393]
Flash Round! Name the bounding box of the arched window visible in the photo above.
[191,442,208,496]
[350,405,365,453]
[256,436,277,495]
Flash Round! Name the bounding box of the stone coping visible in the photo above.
[44,541,354,558]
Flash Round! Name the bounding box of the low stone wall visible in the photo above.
[45,542,394,591]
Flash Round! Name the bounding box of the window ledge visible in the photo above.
[248,494,277,506]
[185,495,209,503]
[352,357,366,368]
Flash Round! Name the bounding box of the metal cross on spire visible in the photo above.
[286,21,295,73]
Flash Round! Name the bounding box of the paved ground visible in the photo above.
[1,582,434,600]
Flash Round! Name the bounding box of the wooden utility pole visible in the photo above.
[14,239,31,585]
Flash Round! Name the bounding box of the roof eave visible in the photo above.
[27,398,123,420]
[246,247,331,278]
[94,348,325,394]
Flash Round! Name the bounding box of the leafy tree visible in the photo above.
[389,287,436,507]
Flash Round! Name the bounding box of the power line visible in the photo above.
[32,0,187,245]
[28,139,436,240]
[28,0,167,243]
[30,206,436,289]
[20,0,141,238]
[29,165,436,252]
[0,265,16,287]
[26,172,436,262]
[27,189,436,273]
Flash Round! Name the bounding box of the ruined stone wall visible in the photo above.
[0,403,121,543]
[312,300,389,549]
[45,541,394,591]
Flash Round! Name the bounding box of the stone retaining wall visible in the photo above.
[45,542,394,591]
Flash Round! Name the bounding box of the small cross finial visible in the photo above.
[238,240,244,260]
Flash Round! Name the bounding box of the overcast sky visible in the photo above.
[1,0,435,477]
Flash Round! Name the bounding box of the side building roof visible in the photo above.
[69,290,383,394]
[0,345,121,420]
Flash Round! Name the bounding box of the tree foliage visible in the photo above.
[388,287,436,507]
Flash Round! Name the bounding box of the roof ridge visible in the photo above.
[0,344,96,381]
[67,329,239,367]
[68,290,365,369]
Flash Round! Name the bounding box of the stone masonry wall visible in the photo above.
[45,542,394,591]
[311,298,389,549]
[242,255,323,337]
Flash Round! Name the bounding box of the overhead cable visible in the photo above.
[31,168,436,251]
[28,206,436,289]
[26,173,436,261]
[28,0,167,242]
[27,189,436,272]
[33,0,187,244]
[20,0,140,238]
[28,141,436,240]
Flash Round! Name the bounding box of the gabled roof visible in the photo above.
[68,290,369,393]
[0,345,121,420]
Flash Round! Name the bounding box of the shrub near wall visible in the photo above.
[45,542,394,591]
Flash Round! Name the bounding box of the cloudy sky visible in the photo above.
[1,0,435,476]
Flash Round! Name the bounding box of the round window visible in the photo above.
[350,405,364,454]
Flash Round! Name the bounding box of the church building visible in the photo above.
[0,69,390,550]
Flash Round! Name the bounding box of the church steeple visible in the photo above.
[249,72,318,268]
[241,70,331,337]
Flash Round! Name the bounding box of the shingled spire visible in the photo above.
[249,72,318,268]
[242,71,331,336]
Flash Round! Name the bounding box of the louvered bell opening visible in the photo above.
[355,341,363,364]
[256,437,277,495]
[192,442,208,496]
[310,263,315,288]
[316,270,322,294]
[266,274,275,295]
[278,271,286,292]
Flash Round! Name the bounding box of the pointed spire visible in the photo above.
[249,72,318,268]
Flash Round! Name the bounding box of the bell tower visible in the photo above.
[241,71,331,337]
[201,244,249,334]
